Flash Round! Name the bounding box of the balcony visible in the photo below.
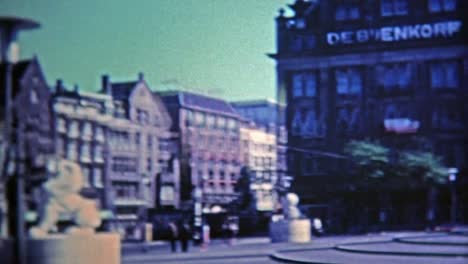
[114,198,147,207]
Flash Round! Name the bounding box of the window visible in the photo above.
[56,117,66,133]
[195,112,205,126]
[228,119,238,131]
[292,72,317,98]
[185,110,193,126]
[30,89,38,104]
[335,4,360,21]
[69,120,79,138]
[95,126,104,142]
[336,107,360,133]
[432,105,463,129]
[335,69,362,95]
[67,141,77,161]
[93,168,103,188]
[428,0,456,12]
[377,64,413,91]
[94,145,104,162]
[82,122,92,139]
[291,109,303,135]
[137,109,149,124]
[148,135,152,147]
[289,35,303,52]
[80,143,91,162]
[381,0,408,16]
[147,158,152,172]
[135,132,141,145]
[302,109,319,137]
[56,137,65,156]
[217,116,226,129]
[292,74,303,97]
[82,167,90,187]
[430,62,458,89]
[206,115,215,128]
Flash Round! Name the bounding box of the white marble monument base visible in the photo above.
[1,233,120,264]
[269,219,311,243]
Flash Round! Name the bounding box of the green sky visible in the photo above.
[1,0,292,101]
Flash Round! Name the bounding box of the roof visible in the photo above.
[158,90,239,117]
[0,58,38,99]
[109,81,138,101]
[231,98,286,108]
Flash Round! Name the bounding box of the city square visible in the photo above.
[1,0,467,263]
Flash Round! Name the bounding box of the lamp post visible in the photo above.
[1,17,40,264]
[448,167,458,225]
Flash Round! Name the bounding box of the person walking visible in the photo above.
[168,221,178,253]
[179,220,192,252]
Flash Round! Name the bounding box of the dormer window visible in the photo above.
[30,89,39,104]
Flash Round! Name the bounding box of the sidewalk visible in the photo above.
[122,236,272,255]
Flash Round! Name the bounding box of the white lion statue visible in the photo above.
[29,159,101,238]
[282,193,302,219]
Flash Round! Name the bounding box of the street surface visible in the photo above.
[123,231,468,264]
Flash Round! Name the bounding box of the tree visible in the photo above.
[398,151,448,228]
[231,166,254,212]
[344,140,390,180]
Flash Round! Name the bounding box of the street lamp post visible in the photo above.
[1,17,40,264]
[448,168,458,225]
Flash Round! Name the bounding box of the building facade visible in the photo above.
[51,73,176,241]
[232,99,288,187]
[272,0,467,227]
[0,57,54,235]
[101,73,174,240]
[52,80,111,218]
[239,122,277,211]
[159,91,241,213]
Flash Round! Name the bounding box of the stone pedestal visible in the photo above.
[1,233,120,264]
[269,219,311,243]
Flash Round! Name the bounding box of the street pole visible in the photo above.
[448,168,458,225]
[1,17,40,264]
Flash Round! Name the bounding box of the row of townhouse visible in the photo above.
[0,57,287,240]
[51,73,177,241]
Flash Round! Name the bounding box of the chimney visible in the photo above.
[56,79,63,93]
[73,84,79,93]
[102,74,111,96]
[138,72,144,81]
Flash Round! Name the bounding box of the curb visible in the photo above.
[394,235,468,246]
[124,252,268,263]
[270,252,333,264]
[334,240,468,258]
[270,247,335,264]
[269,234,468,263]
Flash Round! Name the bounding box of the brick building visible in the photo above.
[158,91,241,212]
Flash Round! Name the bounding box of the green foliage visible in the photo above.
[398,151,448,185]
[344,140,448,187]
[232,166,254,212]
[344,140,390,179]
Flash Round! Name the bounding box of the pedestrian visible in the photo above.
[168,221,178,253]
[228,222,238,245]
[179,220,192,252]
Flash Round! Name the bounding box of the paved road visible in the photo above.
[123,232,468,264]
[122,233,408,264]
[274,248,468,264]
